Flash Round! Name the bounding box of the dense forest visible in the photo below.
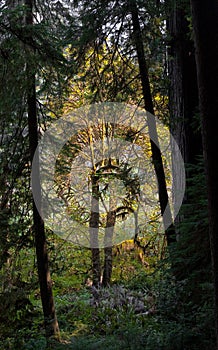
[0,0,218,349]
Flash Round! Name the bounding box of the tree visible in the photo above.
[167,0,202,211]
[64,0,177,284]
[168,0,201,167]
[0,0,62,339]
[25,0,60,339]
[190,0,218,347]
[0,1,32,276]
[166,1,210,287]
[129,0,175,246]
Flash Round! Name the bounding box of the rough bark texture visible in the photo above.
[25,0,59,339]
[168,3,200,165]
[190,0,218,347]
[130,0,175,245]
[168,2,201,212]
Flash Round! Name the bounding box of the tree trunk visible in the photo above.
[168,1,201,213]
[130,0,175,245]
[89,174,101,286]
[167,1,209,284]
[190,0,218,347]
[25,0,60,339]
[102,193,116,287]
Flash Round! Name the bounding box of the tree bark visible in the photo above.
[130,0,175,245]
[168,2,200,166]
[89,174,101,286]
[102,215,115,287]
[190,0,218,347]
[102,192,116,287]
[25,0,60,339]
[168,1,201,213]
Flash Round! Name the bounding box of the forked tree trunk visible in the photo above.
[25,0,59,339]
[130,0,175,245]
[190,0,218,347]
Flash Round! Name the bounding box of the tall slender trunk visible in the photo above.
[25,0,59,339]
[129,0,175,245]
[89,173,101,286]
[102,191,116,287]
[191,1,218,347]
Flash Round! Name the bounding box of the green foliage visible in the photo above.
[171,157,211,288]
[0,154,213,349]
[144,272,215,349]
[0,1,215,349]
[0,245,215,350]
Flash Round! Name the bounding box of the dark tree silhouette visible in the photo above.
[191,0,218,347]
[129,0,175,245]
[25,0,60,339]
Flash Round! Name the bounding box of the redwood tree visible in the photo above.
[167,1,210,285]
[191,0,218,347]
[167,0,201,207]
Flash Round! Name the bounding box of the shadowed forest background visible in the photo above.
[1,0,218,349]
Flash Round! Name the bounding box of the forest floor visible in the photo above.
[0,244,215,349]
